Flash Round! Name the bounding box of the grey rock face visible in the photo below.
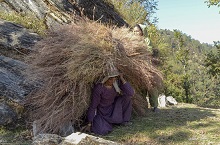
[0,19,41,104]
[0,2,13,13]
[3,0,48,18]
[0,0,73,30]
[0,19,41,125]
[0,55,29,103]
[0,0,127,28]
[0,19,41,53]
[77,0,128,27]
[47,0,76,12]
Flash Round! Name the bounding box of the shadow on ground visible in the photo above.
[103,104,220,145]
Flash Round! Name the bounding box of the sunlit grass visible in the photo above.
[0,12,47,36]
[0,103,219,144]
[103,103,220,145]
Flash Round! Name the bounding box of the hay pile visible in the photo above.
[25,19,163,135]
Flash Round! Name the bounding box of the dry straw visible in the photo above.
[25,19,163,135]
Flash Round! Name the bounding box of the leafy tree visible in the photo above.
[134,0,159,24]
[158,29,219,107]
[105,0,158,26]
[173,30,191,103]
[205,0,220,7]
[105,0,147,26]
[205,41,220,76]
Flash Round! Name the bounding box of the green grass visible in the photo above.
[0,12,47,36]
[0,121,32,145]
[1,103,219,145]
[103,103,220,145]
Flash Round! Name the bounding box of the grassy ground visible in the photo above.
[0,103,220,145]
[0,119,32,145]
[103,103,220,145]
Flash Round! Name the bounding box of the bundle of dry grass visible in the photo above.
[25,19,163,135]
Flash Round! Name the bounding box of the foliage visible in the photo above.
[205,41,220,76]
[105,0,147,26]
[147,25,161,48]
[157,29,219,107]
[205,0,220,7]
[173,30,191,103]
[0,12,47,36]
[132,0,159,24]
[105,0,159,26]
[163,67,185,102]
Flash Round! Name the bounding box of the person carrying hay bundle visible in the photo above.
[24,20,163,136]
[133,24,160,112]
[133,24,152,49]
[84,64,134,135]
[148,86,160,112]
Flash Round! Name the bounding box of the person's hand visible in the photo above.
[119,73,126,84]
[80,123,91,133]
[84,124,91,133]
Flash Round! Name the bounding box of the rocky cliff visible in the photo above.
[0,0,127,29]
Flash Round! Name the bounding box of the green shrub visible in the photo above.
[105,0,147,26]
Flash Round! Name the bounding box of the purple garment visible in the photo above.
[87,82,134,135]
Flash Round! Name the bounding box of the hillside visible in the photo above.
[154,29,219,108]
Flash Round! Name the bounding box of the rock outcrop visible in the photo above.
[0,19,41,125]
[0,19,41,59]
[0,0,127,29]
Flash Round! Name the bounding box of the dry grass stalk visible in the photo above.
[132,93,149,116]
[25,19,163,134]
